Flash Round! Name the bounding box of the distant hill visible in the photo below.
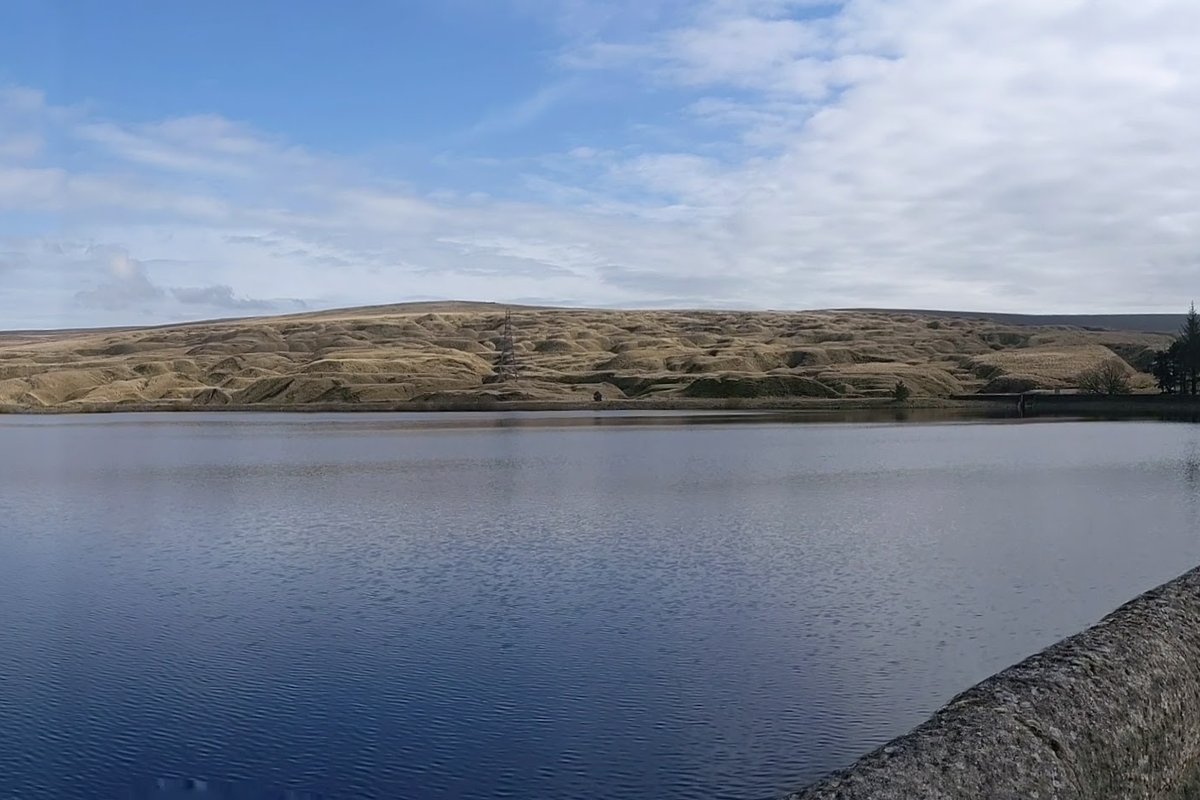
[5,304,1187,338]
[844,310,1184,335]
[0,305,1176,410]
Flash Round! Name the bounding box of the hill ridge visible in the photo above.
[0,306,1173,410]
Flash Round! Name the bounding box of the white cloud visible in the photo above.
[552,0,1200,309]
[170,284,304,312]
[109,252,138,279]
[74,249,166,311]
[43,244,306,321]
[661,16,832,92]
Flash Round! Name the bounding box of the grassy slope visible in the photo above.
[0,304,1174,411]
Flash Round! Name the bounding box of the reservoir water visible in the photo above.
[3,411,1200,799]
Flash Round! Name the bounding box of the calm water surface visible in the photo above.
[3,412,1200,799]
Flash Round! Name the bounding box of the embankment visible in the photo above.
[786,566,1200,799]
[1022,393,1200,419]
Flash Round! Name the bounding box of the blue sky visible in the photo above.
[5,3,544,136]
[3,0,1200,328]
[4,3,601,182]
[2,0,767,194]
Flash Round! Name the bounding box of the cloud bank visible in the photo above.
[4,0,1200,328]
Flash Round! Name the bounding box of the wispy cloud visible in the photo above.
[72,113,313,178]
[466,82,578,138]
[0,133,42,161]
[75,122,244,177]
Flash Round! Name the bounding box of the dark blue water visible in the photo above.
[3,412,1200,799]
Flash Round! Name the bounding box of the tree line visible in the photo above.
[1152,304,1200,394]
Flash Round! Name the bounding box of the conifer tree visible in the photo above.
[1180,303,1200,396]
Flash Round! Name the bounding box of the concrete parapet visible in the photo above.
[787,567,1200,800]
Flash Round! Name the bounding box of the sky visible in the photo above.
[3,0,1200,328]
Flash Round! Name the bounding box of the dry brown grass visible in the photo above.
[968,345,1124,382]
[0,303,1174,410]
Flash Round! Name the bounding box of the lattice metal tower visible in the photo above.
[496,308,521,381]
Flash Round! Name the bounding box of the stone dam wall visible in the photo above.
[786,566,1200,800]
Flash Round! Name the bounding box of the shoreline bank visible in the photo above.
[10,393,1200,420]
[0,397,1013,416]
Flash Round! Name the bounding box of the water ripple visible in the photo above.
[3,415,1200,798]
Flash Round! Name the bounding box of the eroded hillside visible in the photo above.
[0,304,1172,409]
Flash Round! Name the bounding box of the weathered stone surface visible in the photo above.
[786,567,1200,800]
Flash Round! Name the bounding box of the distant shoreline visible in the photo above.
[7,394,1200,421]
[0,396,1010,415]
[1017,392,1200,419]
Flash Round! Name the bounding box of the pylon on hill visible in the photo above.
[495,308,520,381]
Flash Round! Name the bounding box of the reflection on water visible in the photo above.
[2,412,1200,800]
[0,406,1022,433]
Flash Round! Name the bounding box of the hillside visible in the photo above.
[844,309,1188,334]
[0,303,1174,410]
